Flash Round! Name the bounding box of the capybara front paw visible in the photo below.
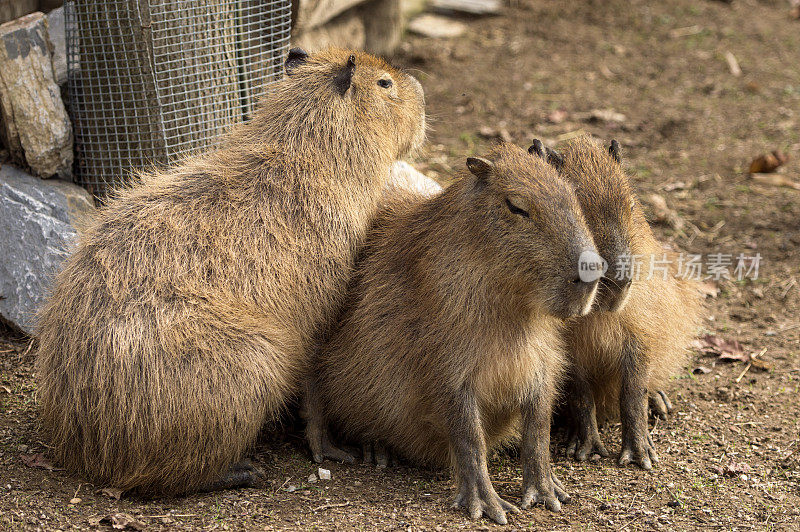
[452,483,519,525]
[521,470,571,512]
[619,430,658,470]
[648,390,673,419]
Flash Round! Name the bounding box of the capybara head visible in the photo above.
[549,135,650,312]
[271,47,426,160]
[461,142,599,319]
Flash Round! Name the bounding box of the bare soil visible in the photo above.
[2,0,799,529]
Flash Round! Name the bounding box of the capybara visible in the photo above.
[541,136,702,469]
[304,142,600,523]
[35,47,426,495]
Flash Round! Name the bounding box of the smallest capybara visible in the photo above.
[304,142,601,523]
[543,136,702,469]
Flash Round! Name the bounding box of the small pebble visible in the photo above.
[69,497,81,505]
[318,468,331,480]
[308,473,317,483]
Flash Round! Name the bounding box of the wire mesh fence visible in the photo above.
[65,0,292,197]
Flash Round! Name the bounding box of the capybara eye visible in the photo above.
[377,78,393,89]
[505,198,530,218]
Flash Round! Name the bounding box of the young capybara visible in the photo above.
[34,47,426,496]
[304,142,601,524]
[541,136,702,470]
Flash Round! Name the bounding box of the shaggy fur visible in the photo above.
[305,143,600,523]
[34,48,426,496]
[556,136,703,468]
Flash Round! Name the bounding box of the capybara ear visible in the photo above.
[528,139,547,160]
[609,139,621,163]
[545,147,565,172]
[333,55,356,95]
[466,157,493,180]
[285,47,309,75]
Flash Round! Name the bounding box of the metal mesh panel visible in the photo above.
[65,0,291,196]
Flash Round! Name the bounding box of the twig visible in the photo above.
[274,477,291,495]
[735,362,752,383]
[736,348,767,383]
[73,483,82,499]
[22,339,34,357]
[311,501,351,512]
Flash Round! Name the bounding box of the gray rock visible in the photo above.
[388,161,443,198]
[47,7,66,86]
[0,164,94,334]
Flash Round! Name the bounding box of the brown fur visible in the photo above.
[34,48,426,496]
[305,143,600,523]
[556,136,703,467]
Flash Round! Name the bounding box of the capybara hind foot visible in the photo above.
[618,430,658,470]
[452,477,519,525]
[306,423,356,464]
[521,469,570,512]
[203,460,264,492]
[362,441,396,467]
[314,438,357,464]
[649,390,673,419]
[566,423,609,463]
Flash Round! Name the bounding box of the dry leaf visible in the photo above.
[663,181,688,192]
[477,126,512,142]
[724,461,751,476]
[749,150,789,174]
[698,335,747,362]
[89,513,146,531]
[698,281,719,299]
[750,357,772,371]
[546,109,568,124]
[644,194,685,230]
[98,487,124,500]
[20,453,61,471]
[750,173,800,190]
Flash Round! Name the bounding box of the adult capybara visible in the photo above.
[543,136,702,469]
[35,47,426,496]
[304,142,601,523]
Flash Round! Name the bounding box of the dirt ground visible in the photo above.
[2,0,800,529]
